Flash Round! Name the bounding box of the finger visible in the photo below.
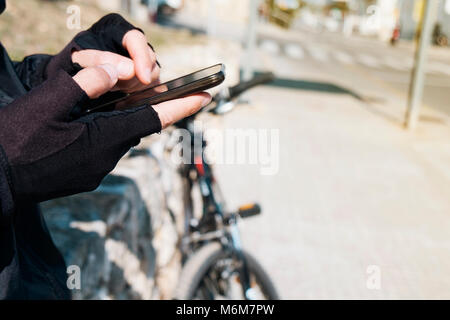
[112,78,142,93]
[112,64,160,93]
[122,30,157,85]
[72,49,135,80]
[73,64,118,99]
[151,63,161,83]
[152,92,212,129]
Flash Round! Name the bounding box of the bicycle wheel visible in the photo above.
[175,242,279,300]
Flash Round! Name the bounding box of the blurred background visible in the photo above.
[1,0,449,299]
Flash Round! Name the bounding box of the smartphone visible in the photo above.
[83,63,226,114]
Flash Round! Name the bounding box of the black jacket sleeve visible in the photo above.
[0,70,161,204]
[0,146,14,223]
[12,54,54,90]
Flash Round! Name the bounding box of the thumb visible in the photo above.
[152,93,212,129]
[73,64,119,99]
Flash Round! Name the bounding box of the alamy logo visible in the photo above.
[66,5,81,30]
[66,265,81,290]
[168,121,280,176]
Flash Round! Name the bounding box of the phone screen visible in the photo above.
[85,64,225,113]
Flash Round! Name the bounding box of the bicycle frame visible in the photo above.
[176,119,255,299]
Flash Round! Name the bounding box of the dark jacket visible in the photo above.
[0,44,72,298]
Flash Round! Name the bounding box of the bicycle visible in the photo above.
[129,71,278,300]
[171,72,279,300]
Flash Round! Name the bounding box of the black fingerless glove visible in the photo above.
[0,70,161,205]
[45,13,144,79]
[12,14,145,91]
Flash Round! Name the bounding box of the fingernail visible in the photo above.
[99,64,118,82]
[117,61,134,78]
[148,43,161,68]
[201,95,212,107]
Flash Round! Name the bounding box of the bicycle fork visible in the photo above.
[228,216,255,300]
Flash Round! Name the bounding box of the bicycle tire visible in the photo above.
[175,242,279,300]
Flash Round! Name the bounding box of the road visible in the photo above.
[255,24,450,119]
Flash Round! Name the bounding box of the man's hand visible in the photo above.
[68,14,212,128]
[72,30,160,93]
[0,65,210,203]
[73,64,211,129]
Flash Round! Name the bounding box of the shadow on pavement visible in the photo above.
[250,71,363,100]
[252,71,407,127]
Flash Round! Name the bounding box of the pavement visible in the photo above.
[215,87,450,299]
[155,17,450,299]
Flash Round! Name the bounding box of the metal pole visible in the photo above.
[242,0,260,81]
[405,0,439,130]
[207,0,218,36]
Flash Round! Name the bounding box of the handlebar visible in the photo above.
[174,71,275,128]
